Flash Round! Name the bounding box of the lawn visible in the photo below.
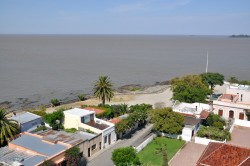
[138,137,185,166]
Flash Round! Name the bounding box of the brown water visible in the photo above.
[0,35,249,109]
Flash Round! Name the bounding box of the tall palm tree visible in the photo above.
[93,76,114,105]
[0,108,19,146]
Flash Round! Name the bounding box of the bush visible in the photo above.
[50,99,60,107]
[197,126,231,141]
[202,113,226,129]
[43,108,64,129]
[78,94,86,101]
[64,128,77,133]
[112,147,141,166]
[34,126,47,132]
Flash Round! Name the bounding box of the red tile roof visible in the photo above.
[196,142,250,166]
[108,118,121,124]
[84,107,105,114]
[200,110,210,119]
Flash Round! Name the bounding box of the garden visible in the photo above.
[137,137,185,166]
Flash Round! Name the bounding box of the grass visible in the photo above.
[138,137,185,166]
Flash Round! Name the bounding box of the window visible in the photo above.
[104,136,107,143]
[218,109,223,116]
[81,115,90,123]
[91,144,96,151]
[239,112,244,120]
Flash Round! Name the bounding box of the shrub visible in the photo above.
[34,126,47,132]
[197,126,231,141]
[202,113,226,129]
[43,108,64,129]
[64,128,77,133]
[78,94,86,101]
[50,99,60,107]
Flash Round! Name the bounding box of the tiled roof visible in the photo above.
[200,110,210,119]
[108,118,121,124]
[84,107,105,114]
[196,142,250,166]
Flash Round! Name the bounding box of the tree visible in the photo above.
[112,147,141,166]
[65,146,81,166]
[155,144,168,166]
[129,104,152,113]
[93,76,114,105]
[200,72,224,91]
[170,75,211,103]
[149,108,184,134]
[43,108,65,129]
[0,108,19,146]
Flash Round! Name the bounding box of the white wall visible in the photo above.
[181,127,192,142]
[136,135,156,153]
[194,137,226,145]
[234,119,250,128]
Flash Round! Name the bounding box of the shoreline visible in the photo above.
[1,82,170,112]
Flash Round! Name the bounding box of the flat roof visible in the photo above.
[64,108,94,117]
[78,131,97,140]
[10,112,41,124]
[184,117,201,126]
[0,146,45,166]
[11,133,67,157]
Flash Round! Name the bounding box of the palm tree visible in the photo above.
[93,76,114,105]
[0,108,19,146]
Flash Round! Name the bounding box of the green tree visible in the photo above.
[129,104,152,113]
[93,76,114,105]
[202,113,226,130]
[115,119,130,136]
[43,108,65,129]
[65,146,81,166]
[171,75,211,103]
[200,72,224,91]
[112,147,141,166]
[0,108,19,146]
[149,108,184,134]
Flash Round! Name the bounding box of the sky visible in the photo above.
[0,0,250,35]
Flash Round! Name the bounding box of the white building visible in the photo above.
[213,84,250,120]
[172,102,211,141]
[64,108,117,149]
[10,112,42,132]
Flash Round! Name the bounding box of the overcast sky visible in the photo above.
[0,0,249,35]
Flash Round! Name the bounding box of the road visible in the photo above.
[87,124,153,166]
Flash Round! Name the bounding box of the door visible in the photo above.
[239,113,244,120]
[88,148,91,157]
[229,110,234,119]
[108,134,111,145]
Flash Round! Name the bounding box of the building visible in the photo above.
[213,84,250,120]
[196,142,250,166]
[0,129,102,166]
[64,108,116,149]
[37,130,102,158]
[0,132,69,166]
[10,112,42,132]
[172,102,210,141]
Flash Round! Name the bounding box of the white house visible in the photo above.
[172,102,211,141]
[10,112,42,132]
[63,108,117,149]
[213,84,250,120]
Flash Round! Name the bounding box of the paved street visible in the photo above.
[87,124,153,166]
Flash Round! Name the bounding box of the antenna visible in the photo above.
[206,51,208,73]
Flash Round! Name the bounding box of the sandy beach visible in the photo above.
[45,83,227,113]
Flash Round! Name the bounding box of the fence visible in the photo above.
[194,136,226,145]
[135,134,156,153]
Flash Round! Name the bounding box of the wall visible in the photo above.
[234,119,250,127]
[82,134,102,158]
[194,137,226,145]
[213,101,248,120]
[20,118,42,132]
[135,134,156,153]
[181,127,193,142]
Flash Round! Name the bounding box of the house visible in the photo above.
[63,108,116,149]
[196,142,250,166]
[10,112,42,132]
[172,102,210,141]
[213,84,250,120]
[37,130,102,158]
[0,132,69,166]
[0,129,102,166]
